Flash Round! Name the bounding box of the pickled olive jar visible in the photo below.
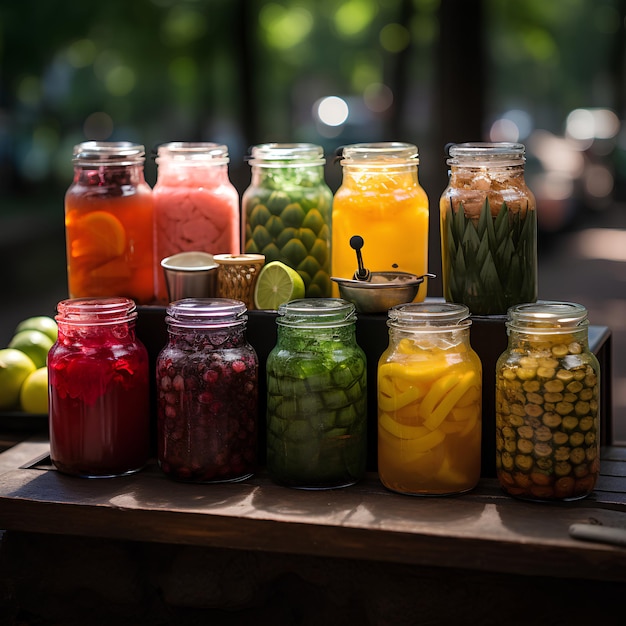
[48,297,151,478]
[495,302,600,501]
[440,142,537,315]
[242,143,333,298]
[377,303,482,495]
[153,143,240,304]
[156,298,258,483]
[266,298,367,488]
[65,141,155,304]
[332,142,429,300]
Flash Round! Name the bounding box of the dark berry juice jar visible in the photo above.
[156,298,259,482]
[48,297,151,477]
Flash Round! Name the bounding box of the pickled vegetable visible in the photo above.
[440,142,537,315]
[378,338,482,495]
[496,336,600,500]
[243,161,332,298]
[266,303,367,488]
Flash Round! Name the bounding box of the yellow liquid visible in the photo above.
[377,339,482,495]
[331,167,429,299]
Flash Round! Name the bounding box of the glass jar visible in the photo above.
[156,298,258,482]
[266,298,367,488]
[495,302,600,501]
[153,142,240,304]
[242,143,333,298]
[332,142,430,300]
[48,297,151,477]
[65,141,155,305]
[378,303,482,495]
[440,142,537,315]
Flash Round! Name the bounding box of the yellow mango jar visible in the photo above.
[377,303,482,495]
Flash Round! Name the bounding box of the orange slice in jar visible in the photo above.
[70,211,126,260]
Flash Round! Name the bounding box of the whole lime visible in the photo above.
[9,330,54,369]
[15,315,58,342]
[0,348,36,410]
[19,367,49,414]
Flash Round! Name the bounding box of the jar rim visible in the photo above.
[277,298,356,328]
[166,298,247,328]
[73,141,145,166]
[446,142,525,167]
[56,297,137,325]
[388,302,471,329]
[247,143,325,167]
[155,142,229,165]
[340,141,419,166]
[506,301,589,333]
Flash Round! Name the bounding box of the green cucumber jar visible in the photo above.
[266,298,367,488]
[495,301,600,501]
[440,142,537,315]
[242,143,332,300]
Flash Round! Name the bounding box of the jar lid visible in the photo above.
[340,142,419,166]
[247,143,325,167]
[277,298,356,328]
[73,141,145,166]
[507,301,588,333]
[388,302,471,329]
[446,142,525,167]
[155,142,229,165]
[56,297,137,325]
[166,298,247,329]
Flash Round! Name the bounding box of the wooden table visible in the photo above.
[1,437,625,583]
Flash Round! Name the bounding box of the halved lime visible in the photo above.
[254,261,305,310]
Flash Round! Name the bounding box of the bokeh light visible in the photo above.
[315,96,350,127]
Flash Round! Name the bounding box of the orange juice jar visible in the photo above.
[331,142,429,300]
[378,303,482,495]
[65,142,155,304]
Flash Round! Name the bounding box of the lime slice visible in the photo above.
[254,261,305,310]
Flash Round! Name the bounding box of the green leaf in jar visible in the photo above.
[250,203,271,229]
[281,203,306,228]
[268,191,291,215]
[276,227,299,249]
[298,227,317,250]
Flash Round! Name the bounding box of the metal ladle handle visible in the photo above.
[350,235,371,281]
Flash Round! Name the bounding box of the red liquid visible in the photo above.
[48,327,150,477]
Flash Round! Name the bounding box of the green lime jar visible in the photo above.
[242,143,333,298]
[266,298,367,488]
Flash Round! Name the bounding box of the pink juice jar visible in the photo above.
[153,142,240,304]
[48,297,151,478]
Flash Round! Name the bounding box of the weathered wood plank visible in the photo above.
[1,445,626,582]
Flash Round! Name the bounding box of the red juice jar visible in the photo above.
[48,297,151,477]
[153,142,240,304]
[156,298,258,482]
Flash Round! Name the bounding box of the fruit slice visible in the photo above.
[70,211,126,259]
[254,261,305,310]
